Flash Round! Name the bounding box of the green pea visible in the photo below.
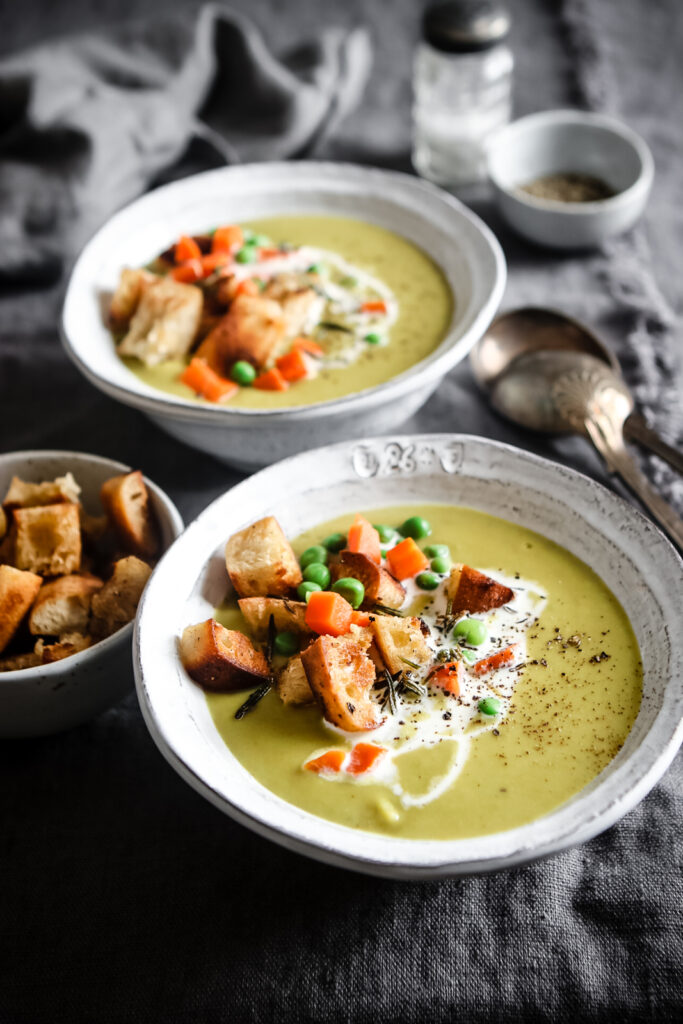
[416,571,439,591]
[462,648,478,663]
[424,544,450,559]
[235,245,257,264]
[431,556,451,574]
[307,262,323,274]
[300,545,328,569]
[323,532,346,553]
[373,524,397,544]
[399,515,432,540]
[453,618,488,646]
[274,631,299,657]
[303,562,330,588]
[230,360,256,386]
[332,577,365,610]
[251,233,270,246]
[364,332,382,344]
[380,548,390,559]
[297,582,321,602]
[479,697,502,717]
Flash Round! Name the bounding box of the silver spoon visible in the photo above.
[471,307,683,474]
[489,349,683,550]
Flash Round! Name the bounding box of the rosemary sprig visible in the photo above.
[234,680,272,719]
[400,676,427,698]
[266,613,276,663]
[318,321,352,333]
[399,656,420,671]
[384,668,398,715]
[372,603,405,617]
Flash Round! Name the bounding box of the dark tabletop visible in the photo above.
[1,1,682,1022]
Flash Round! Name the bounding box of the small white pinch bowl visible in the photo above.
[61,162,505,471]
[0,450,183,738]
[487,110,654,249]
[134,434,683,879]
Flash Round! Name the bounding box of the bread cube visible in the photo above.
[40,632,92,664]
[371,615,433,676]
[331,551,405,610]
[28,574,103,636]
[301,630,383,732]
[225,516,302,598]
[13,503,81,576]
[179,618,270,691]
[117,274,203,366]
[90,555,152,638]
[100,470,159,559]
[109,267,155,328]
[0,565,43,653]
[203,294,286,372]
[446,564,514,616]
[0,506,6,541]
[0,650,42,672]
[277,655,314,706]
[3,472,80,510]
[238,597,309,639]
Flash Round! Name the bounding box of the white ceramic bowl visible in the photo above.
[134,434,683,878]
[61,162,505,470]
[0,451,183,738]
[487,110,653,249]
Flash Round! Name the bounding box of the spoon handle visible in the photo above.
[623,413,683,476]
[586,416,683,551]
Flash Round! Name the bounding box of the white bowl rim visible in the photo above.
[61,161,506,424]
[0,449,184,683]
[487,108,654,215]
[133,433,683,878]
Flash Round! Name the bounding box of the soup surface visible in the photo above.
[125,216,453,408]
[206,505,642,840]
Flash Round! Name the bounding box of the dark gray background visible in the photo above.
[1,1,681,1022]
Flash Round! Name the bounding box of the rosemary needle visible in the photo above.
[234,681,272,720]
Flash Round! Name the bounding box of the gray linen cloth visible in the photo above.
[0,1,681,1022]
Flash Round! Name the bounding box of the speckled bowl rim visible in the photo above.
[133,434,683,878]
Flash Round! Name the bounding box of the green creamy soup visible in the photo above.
[206,505,642,840]
[126,216,453,408]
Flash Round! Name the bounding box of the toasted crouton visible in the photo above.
[90,556,152,638]
[0,650,42,672]
[301,630,383,732]
[277,655,314,705]
[279,288,325,338]
[238,597,309,638]
[446,564,514,616]
[100,471,159,559]
[109,267,155,328]
[202,294,287,373]
[13,503,81,576]
[371,615,433,676]
[225,516,302,598]
[179,618,270,691]
[40,632,92,664]
[28,574,103,636]
[3,472,81,510]
[331,551,406,610]
[0,565,43,654]
[0,506,6,541]
[117,275,203,366]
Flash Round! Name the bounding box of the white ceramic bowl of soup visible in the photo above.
[133,433,683,878]
[487,110,653,249]
[0,450,183,738]
[61,163,505,470]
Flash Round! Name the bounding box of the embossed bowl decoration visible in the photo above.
[61,162,505,470]
[134,434,683,878]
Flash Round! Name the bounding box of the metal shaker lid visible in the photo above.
[422,1,511,53]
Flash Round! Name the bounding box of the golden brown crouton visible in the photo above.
[225,516,302,598]
[301,630,383,732]
[13,503,81,576]
[279,288,324,339]
[90,556,152,638]
[371,615,433,676]
[203,293,286,373]
[0,506,6,541]
[109,267,156,328]
[179,619,270,691]
[3,472,81,510]
[238,597,309,639]
[117,275,203,366]
[0,565,43,654]
[0,650,42,672]
[277,655,314,705]
[100,471,159,559]
[79,511,109,545]
[331,551,406,610]
[446,564,514,616]
[40,632,92,664]
[28,574,103,636]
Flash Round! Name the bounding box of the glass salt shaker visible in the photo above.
[412,0,513,187]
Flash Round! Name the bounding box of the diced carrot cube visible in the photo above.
[258,247,282,260]
[305,591,354,636]
[430,661,462,695]
[179,358,238,403]
[171,260,202,283]
[212,225,244,253]
[386,537,429,580]
[351,610,372,628]
[200,252,229,276]
[235,278,259,297]
[304,750,346,774]
[253,368,289,392]
[346,743,386,775]
[293,337,324,357]
[175,235,202,263]
[347,514,381,565]
[276,348,309,383]
[360,300,387,314]
[472,645,517,676]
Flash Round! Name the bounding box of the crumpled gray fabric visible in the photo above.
[0,1,371,284]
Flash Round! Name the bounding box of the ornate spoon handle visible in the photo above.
[623,413,683,477]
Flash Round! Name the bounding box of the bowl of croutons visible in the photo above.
[0,451,183,737]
